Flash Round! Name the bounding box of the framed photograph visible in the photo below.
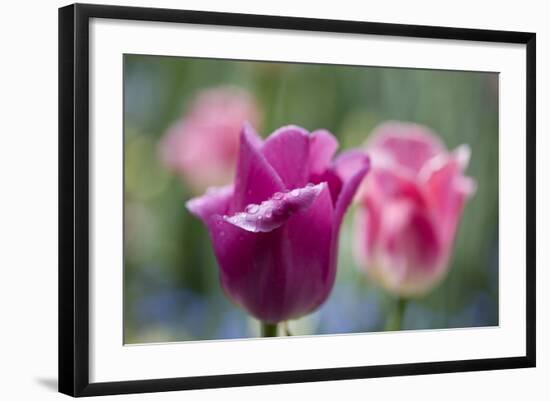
[58,3,536,397]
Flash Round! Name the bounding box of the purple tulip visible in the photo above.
[187,123,370,324]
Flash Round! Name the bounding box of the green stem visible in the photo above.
[283,321,293,336]
[385,297,407,331]
[261,322,278,337]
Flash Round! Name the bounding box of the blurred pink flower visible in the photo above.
[354,122,476,297]
[160,86,261,193]
[187,123,370,323]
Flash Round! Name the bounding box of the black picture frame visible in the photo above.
[58,3,536,397]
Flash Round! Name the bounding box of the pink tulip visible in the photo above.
[160,86,261,193]
[354,122,476,297]
[187,123,370,324]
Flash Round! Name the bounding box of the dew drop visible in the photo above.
[257,216,263,221]
[245,204,259,214]
[272,192,284,200]
[290,188,301,197]
[266,211,272,219]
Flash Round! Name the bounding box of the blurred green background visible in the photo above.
[123,54,499,344]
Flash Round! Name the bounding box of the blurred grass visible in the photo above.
[124,55,498,343]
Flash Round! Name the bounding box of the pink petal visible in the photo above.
[370,168,425,207]
[368,122,444,174]
[224,183,326,233]
[159,120,185,171]
[261,125,310,189]
[189,86,261,129]
[353,197,379,267]
[230,123,285,214]
[423,150,476,246]
[160,87,261,193]
[208,183,334,323]
[354,167,424,265]
[379,201,441,275]
[417,145,471,183]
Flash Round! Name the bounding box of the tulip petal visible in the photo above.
[309,129,339,176]
[332,149,369,183]
[209,183,334,323]
[326,152,371,294]
[355,163,433,276]
[261,125,311,189]
[423,151,476,245]
[185,185,233,226]
[230,123,285,213]
[282,183,335,318]
[417,145,472,183]
[368,122,444,174]
[371,168,425,207]
[332,153,371,231]
[353,197,379,266]
[376,201,443,294]
[224,183,326,233]
[355,167,424,265]
[310,168,342,205]
[381,202,440,271]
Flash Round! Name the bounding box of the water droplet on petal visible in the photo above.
[266,211,272,219]
[245,204,259,214]
[291,188,301,197]
[272,192,284,200]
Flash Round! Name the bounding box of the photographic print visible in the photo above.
[59,5,535,395]
[123,55,499,344]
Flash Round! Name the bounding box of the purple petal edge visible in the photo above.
[185,185,233,224]
[334,154,371,231]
